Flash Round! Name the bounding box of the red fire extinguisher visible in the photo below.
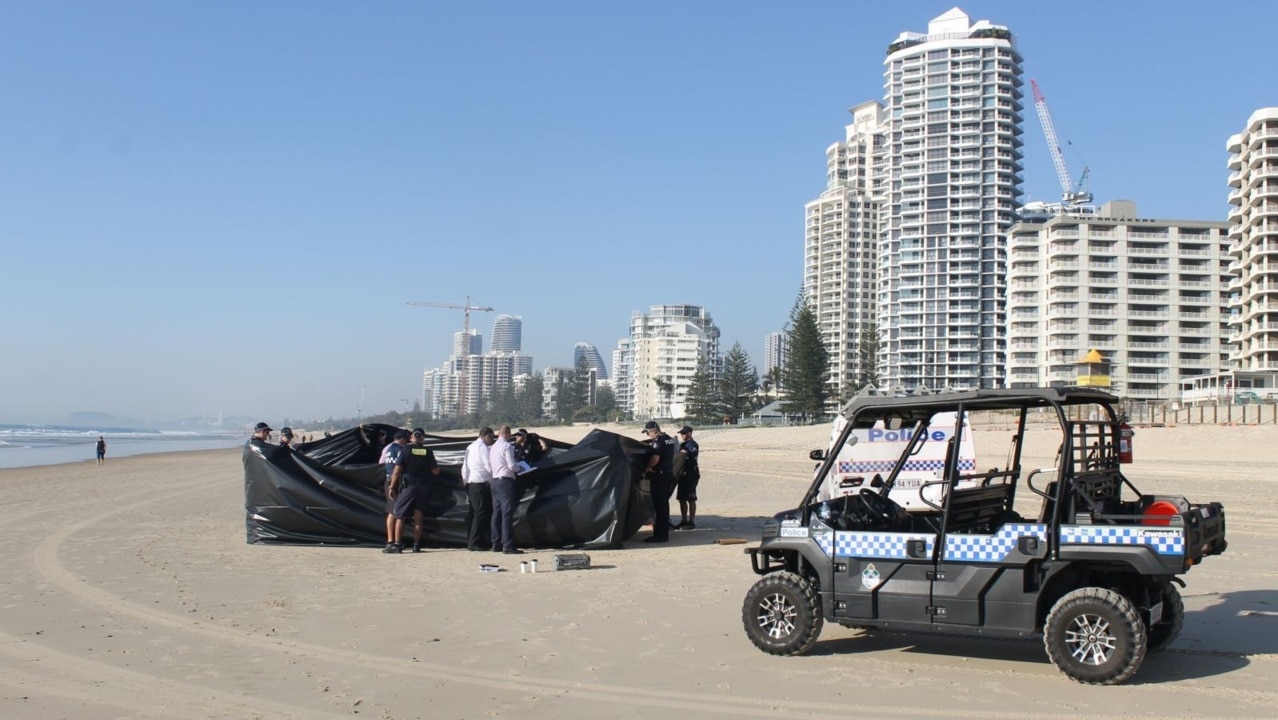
[1118,421,1134,464]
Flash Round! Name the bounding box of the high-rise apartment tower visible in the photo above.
[878,8,1024,391]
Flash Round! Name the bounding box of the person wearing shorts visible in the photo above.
[675,425,700,529]
[388,429,439,554]
[379,429,410,552]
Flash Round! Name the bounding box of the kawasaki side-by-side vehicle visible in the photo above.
[742,387,1227,684]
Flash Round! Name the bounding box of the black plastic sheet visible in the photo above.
[244,424,654,549]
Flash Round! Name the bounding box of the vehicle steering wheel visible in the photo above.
[858,488,898,527]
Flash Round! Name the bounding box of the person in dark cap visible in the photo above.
[513,428,548,465]
[640,420,676,543]
[278,427,295,449]
[251,422,273,446]
[674,426,700,529]
[379,429,411,552]
[387,429,440,553]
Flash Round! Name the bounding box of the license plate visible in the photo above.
[1149,601,1163,626]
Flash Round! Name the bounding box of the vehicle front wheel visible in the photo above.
[1044,587,1147,685]
[742,571,823,656]
[1147,581,1184,652]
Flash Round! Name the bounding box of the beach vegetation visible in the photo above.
[780,291,831,423]
[683,357,719,423]
[717,342,759,424]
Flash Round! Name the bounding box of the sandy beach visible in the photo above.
[2,421,1277,719]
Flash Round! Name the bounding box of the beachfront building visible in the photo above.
[1226,109,1278,382]
[611,338,633,418]
[763,331,787,388]
[804,100,886,401]
[613,305,721,419]
[490,314,522,353]
[877,8,1024,392]
[423,327,534,417]
[1005,200,1231,402]
[573,342,609,380]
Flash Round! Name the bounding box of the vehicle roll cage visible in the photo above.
[799,387,1126,524]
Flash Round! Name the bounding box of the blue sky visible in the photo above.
[2,1,1273,425]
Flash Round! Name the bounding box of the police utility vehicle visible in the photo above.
[742,387,1227,684]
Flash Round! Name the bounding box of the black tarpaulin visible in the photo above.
[244,424,654,549]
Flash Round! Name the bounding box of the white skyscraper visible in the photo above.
[804,100,886,400]
[1006,200,1231,400]
[878,8,1024,391]
[1227,109,1278,377]
[574,342,609,380]
[763,331,788,383]
[491,314,522,353]
[614,305,721,419]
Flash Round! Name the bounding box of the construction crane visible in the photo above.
[1030,78,1092,209]
[406,297,494,417]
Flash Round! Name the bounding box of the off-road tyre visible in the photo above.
[1147,581,1184,652]
[1044,587,1147,685]
[742,571,823,656]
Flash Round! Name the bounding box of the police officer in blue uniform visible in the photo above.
[641,420,677,543]
[675,425,700,529]
[388,429,440,553]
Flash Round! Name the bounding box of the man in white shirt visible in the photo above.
[487,425,522,554]
[461,427,496,551]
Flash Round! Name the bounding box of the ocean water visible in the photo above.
[0,425,247,470]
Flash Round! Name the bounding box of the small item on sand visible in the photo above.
[554,553,591,570]
[479,564,500,572]
[716,538,748,545]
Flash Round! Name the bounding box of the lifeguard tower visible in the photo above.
[1076,348,1110,388]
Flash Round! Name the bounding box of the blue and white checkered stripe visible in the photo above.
[815,532,834,557]
[943,523,1049,562]
[1059,525,1185,556]
[834,531,936,560]
[837,459,976,474]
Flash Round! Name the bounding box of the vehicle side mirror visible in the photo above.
[809,449,826,461]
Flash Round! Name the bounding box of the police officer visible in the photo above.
[675,425,700,530]
[387,429,440,554]
[379,429,411,552]
[641,420,677,543]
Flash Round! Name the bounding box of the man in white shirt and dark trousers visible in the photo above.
[461,427,496,551]
[488,425,523,554]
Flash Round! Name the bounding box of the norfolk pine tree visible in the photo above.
[717,342,758,424]
[683,358,718,423]
[781,292,831,422]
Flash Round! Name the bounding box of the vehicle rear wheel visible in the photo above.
[1147,581,1184,652]
[742,571,823,656]
[1044,587,1146,685]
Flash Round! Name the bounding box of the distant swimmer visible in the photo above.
[96,435,107,466]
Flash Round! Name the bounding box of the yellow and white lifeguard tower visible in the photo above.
[1076,349,1110,388]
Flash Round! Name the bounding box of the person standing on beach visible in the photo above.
[379,429,410,552]
[95,435,107,465]
[251,422,272,447]
[461,427,496,551]
[278,427,295,449]
[388,429,440,554]
[640,420,676,544]
[488,425,522,554]
[674,426,700,530]
[513,428,548,465]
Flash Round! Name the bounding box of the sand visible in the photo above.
[1,422,1276,719]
